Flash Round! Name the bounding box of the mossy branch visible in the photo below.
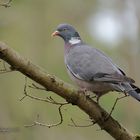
[0,42,138,140]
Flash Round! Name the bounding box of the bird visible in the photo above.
[52,23,140,102]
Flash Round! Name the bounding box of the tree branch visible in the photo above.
[0,42,137,140]
[0,0,12,7]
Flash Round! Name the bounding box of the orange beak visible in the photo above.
[51,31,60,37]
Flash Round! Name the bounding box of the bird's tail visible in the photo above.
[122,83,140,102]
[131,84,140,94]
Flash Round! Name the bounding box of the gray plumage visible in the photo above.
[52,23,140,101]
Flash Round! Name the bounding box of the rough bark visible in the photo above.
[0,42,137,140]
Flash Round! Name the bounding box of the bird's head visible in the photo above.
[52,23,81,44]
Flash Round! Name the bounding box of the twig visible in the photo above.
[24,104,67,128]
[19,76,28,101]
[0,0,12,7]
[20,77,68,105]
[2,61,6,70]
[22,77,68,128]
[68,118,96,127]
[0,61,13,74]
[28,83,47,91]
[0,61,14,73]
[106,95,129,120]
[0,70,13,74]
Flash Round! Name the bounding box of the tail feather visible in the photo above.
[127,90,140,102]
[122,83,140,102]
[131,84,140,94]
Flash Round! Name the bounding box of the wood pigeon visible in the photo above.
[52,23,140,102]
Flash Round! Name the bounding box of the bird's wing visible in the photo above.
[65,44,134,84]
[67,64,134,83]
[91,72,134,83]
[117,67,126,75]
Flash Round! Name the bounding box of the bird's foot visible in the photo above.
[78,88,86,93]
[78,88,92,97]
[77,89,101,104]
[85,93,101,105]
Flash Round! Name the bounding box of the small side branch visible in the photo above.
[0,0,12,7]
[107,95,129,119]
[25,104,67,128]
[68,118,96,128]
[0,61,13,74]
[20,77,68,105]
[28,83,47,91]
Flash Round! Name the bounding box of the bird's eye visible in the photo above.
[63,28,67,31]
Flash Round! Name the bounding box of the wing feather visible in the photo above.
[65,44,134,84]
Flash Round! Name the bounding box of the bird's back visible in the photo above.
[65,43,122,81]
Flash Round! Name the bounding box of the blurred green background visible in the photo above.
[0,0,140,140]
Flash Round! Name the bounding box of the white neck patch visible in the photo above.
[69,37,81,45]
